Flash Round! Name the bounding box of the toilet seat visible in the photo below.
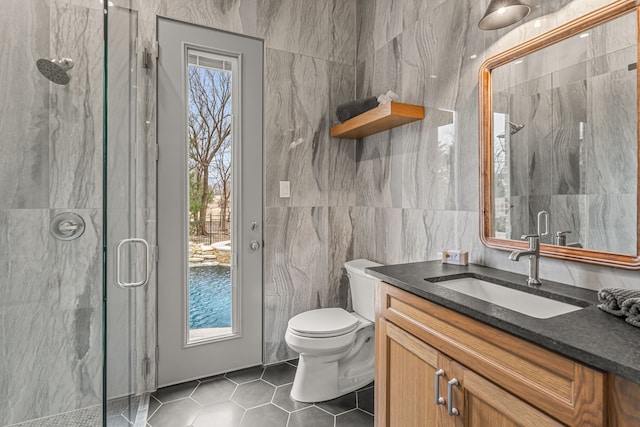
[288,308,359,338]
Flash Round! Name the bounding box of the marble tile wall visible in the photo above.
[354,0,640,295]
[0,0,105,425]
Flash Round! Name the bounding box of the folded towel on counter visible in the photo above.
[622,297,640,327]
[335,97,379,123]
[597,288,640,316]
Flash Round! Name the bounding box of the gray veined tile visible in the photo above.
[0,0,50,210]
[356,0,374,64]
[240,403,288,427]
[263,207,328,364]
[164,0,255,36]
[356,386,374,415]
[225,366,265,384]
[152,381,199,403]
[147,398,200,427]
[288,406,334,427]
[316,392,357,415]
[264,49,330,208]
[230,380,276,409]
[191,378,237,406]
[328,0,356,65]
[258,0,331,61]
[192,401,244,427]
[262,363,296,386]
[327,207,354,310]
[49,2,104,210]
[335,408,374,427]
[272,383,311,413]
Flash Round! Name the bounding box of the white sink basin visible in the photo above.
[433,277,583,319]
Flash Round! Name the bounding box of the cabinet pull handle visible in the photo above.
[434,369,446,405]
[447,378,460,416]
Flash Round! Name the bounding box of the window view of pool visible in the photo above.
[188,264,232,341]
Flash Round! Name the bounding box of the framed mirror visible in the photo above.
[479,1,640,269]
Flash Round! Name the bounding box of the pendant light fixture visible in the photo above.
[479,0,531,30]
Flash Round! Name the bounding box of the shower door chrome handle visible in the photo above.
[115,238,150,288]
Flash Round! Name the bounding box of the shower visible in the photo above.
[36,57,74,85]
[497,120,526,139]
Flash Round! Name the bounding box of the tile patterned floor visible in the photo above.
[147,360,374,427]
[8,396,141,427]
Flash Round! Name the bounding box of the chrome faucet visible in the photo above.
[509,234,542,286]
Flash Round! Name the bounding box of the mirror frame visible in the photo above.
[479,0,640,269]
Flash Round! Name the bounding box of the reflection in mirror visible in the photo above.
[480,1,640,268]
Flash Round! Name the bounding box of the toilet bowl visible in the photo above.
[285,259,382,403]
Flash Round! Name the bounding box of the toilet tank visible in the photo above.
[345,259,383,322]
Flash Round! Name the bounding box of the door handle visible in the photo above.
[434,369,446,405]
[115,238,150,288]
[447,378,460,416]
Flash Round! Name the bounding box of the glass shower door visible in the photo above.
[105,3,152,426]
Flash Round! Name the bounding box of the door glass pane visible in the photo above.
[186,50,234,344]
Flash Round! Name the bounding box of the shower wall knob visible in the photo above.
[249,240,260,251]
[50,212,85,241]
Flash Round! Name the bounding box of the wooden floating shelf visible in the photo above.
[330,101,425,139]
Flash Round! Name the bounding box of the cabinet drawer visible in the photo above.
[377,282,604,426]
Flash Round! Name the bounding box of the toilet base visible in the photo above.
[289,328,375,403]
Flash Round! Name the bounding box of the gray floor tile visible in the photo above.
[287,406,334,427]
[240,404,288,427]
[192,401,245,427]
[286,359,299,367]
[335,409,374,427]
[152,381,199,403]
[357,387,374,414]
[225,366,264,384]
[262,363,297,386]
[106,415,133,426]
[148,396,161,418]
[316,392,357,415]
[231,380,276,409]
[272,384,312,412]
[147,398,200,427]
[191,377,237,406]
[106,397,131,417]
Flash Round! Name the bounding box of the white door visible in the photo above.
[157,18,263,387]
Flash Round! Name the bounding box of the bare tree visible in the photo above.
[211,137,232,226]
[188,66,232,235]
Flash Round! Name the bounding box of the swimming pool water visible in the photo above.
[189,265,232,329]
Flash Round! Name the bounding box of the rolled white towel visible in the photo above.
[377,90,399,105]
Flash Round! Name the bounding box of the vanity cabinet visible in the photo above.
[375,282,605,427]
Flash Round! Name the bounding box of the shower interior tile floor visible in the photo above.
[147,360,374,427]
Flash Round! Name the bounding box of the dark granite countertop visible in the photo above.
[366,261,640,384]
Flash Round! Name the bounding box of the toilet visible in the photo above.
[285,259,382,403]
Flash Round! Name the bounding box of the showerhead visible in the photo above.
[497,121,526,139]
[508,121,525,135]
[36,58,74,85]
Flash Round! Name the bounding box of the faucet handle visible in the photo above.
[554,230,571,246]
[521,234,539,240]
[521,234,540,250]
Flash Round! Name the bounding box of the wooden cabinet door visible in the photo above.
[376,318,443,427]
[458,363,565,427]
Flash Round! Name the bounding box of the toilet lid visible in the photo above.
[288,308,359,338]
